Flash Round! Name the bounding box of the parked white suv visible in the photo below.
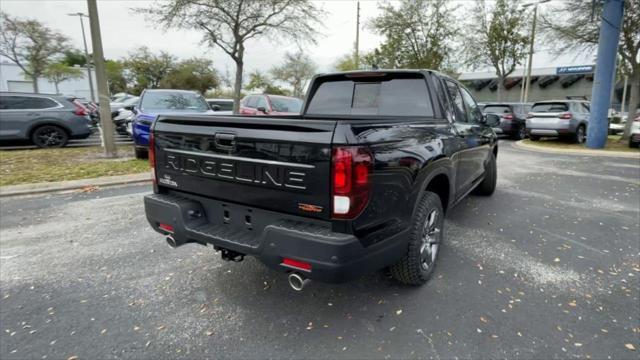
[526,100,590,144]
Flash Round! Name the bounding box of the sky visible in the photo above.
[1,0,594,78]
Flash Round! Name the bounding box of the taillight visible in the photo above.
[332,146,372,219]
[558,112,572,120]
[73,100,89,116]
[149,132,156,184]
[503,114,513,120]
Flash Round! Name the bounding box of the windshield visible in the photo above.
[531,102,568,112]
[141,91,209,112]
[270,97,303,113]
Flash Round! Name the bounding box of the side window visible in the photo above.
[444,80,467,123]
[0,96,16,110]
[245,96,258,108]
[256,96,268,109]
[581,103,590,113]
[0,96,31,110]
[460,87,483,123]
[29,97,58,109]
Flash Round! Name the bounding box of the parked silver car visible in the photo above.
[0,92,95,148]
[526,100,590,143]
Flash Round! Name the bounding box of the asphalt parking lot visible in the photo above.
[1,141,638,359]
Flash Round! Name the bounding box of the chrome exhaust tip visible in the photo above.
[288,273,310,291]
[166,235,177,248]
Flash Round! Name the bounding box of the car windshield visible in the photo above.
[141,92,209,112]
[270,97,303,113]
[531,102,568,112]
[484,105,511,114]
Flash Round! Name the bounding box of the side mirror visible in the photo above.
[256,106,267,113]
[124,105,137,113]
[211,104,221,111]
[484,113,501,127]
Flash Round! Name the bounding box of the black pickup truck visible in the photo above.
[144,70,499,289]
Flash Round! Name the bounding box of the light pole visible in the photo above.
[522,0,550,104]
[68,12,95,103]
[86,0,117,157]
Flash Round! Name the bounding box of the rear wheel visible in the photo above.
[390,191,443,286]
[574,125,586,144]
[473,151,497,196]
[31,125,68,148]
[134,146,148,159]
[512,126,526,140]
[630,138,640,148]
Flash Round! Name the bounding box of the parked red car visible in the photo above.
[239,94,303,116]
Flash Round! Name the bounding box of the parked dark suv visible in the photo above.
[0,92,94,148]
[482,102,531,140]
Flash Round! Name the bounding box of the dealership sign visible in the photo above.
[556,65,595,75]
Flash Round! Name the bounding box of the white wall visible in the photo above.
[0,61,98,100]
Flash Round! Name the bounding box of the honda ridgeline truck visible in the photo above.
[144,70,499,289]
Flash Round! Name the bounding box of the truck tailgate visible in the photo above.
[153,115,335,220]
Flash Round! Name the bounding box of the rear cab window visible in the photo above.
[306,73,434,117]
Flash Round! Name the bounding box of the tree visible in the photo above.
[142,0,323,113]
[271,51,317,98]
[245,70,290,95]
[463,0,530,101]
[333,53,359,72]
[368,0,458,71]
[0,12,69,93]
[43,62,84,94]
[105,59,127,94]
[245,70,272,91]
[159,58,219,94]
[123,46,175,93]
[61,49,87,67]
[540,0,640,141]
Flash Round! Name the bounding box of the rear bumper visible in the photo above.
[144,193,407,283]
[529,129,561,136]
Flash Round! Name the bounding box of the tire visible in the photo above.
[31,125,69,148]
[134,146,148,159]
[630,139,640,148]
[473,151,497,196]
[512,126,526,140]
[529,135,540,141]
[573,125,586,144]
[390,191,444,286]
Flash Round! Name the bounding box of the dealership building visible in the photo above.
[457,64,635,111]
[0,61,97,100]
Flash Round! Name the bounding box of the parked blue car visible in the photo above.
[130,89,213,158]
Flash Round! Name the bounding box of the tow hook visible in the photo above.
[219,248,245,262]
[288,273,310,291]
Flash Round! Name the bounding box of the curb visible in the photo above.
[513,140,640,159]
[0,172,152,198]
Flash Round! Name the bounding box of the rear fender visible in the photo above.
[412,157,454,217]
